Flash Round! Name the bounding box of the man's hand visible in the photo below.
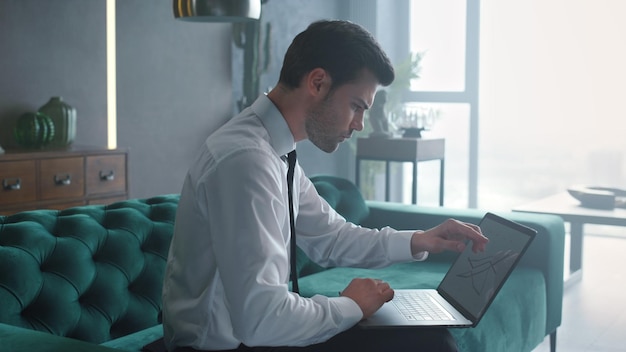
[339,278,394,319]
[410,218,488,256]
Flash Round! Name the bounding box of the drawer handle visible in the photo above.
[100,170,115,181]
[2,178,21,191]
[54,174,72,186]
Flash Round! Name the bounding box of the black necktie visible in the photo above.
[286,150,299,293]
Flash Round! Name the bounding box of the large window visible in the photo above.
[478,1,626,210]
[404,0,480,208]
[385,0,626,213]
[352,0,626,210]
[409,0,466,92]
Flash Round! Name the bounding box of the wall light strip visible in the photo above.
[106,0,117,149]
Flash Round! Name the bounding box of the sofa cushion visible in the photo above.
[298,262,451,297]
[100,324,164,351]
[0,195,179,344]
[0,322,121,352]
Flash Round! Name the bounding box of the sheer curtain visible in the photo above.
[479,0,626,210]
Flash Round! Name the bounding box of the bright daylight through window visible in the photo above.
[402,0,472,208]
[406,0,626,211]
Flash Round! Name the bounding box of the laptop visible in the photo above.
[359,212,537,328]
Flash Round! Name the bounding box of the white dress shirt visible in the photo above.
[162,95,427,350]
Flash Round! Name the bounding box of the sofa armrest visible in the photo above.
[0,323,121,352]
[361,200,565,336]
[100,324,163,351]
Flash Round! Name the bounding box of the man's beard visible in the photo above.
[305,95,342,153]
[304,92,341,153]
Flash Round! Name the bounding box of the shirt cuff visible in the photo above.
[323,296,363,330]
[388,230,429,262]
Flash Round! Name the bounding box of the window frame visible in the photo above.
[402,0,481,207]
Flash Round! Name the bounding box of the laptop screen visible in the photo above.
[437,213,536,323]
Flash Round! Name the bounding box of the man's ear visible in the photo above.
[306,68,331,97]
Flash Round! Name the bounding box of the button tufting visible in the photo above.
[0,195,179,343]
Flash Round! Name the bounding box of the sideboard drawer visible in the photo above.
[86,154,127,195]
[0,160,37,205]
[39,157,85,200]
[0,146,129,214]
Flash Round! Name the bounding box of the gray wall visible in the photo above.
[0,0,234,199]
[0,0,107,149]
[116,1,233,198]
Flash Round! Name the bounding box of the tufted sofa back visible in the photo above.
[0,195,179,344]
[309,175,369,224]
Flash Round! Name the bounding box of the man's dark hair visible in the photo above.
[278,20,395,90]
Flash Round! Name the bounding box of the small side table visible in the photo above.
[355,137,445,205]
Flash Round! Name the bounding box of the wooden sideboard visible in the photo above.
[0,146,129,215]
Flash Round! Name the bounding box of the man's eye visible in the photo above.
[352,104,362,112]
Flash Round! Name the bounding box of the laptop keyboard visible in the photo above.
[392,291,454,321]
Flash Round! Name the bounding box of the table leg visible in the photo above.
[566,221,584,287]
[355,157,361,189]
[385,161,390,202]
[439,158,445,206]
[412,161,417,204]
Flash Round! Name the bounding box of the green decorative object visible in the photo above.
[14,112,55,149]
[38,96,76,147]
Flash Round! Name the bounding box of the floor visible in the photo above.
[531,225,626,352]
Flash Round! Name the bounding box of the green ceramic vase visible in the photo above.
[14,112,55,149]
[38,96,76,147]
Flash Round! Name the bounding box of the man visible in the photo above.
[162,20,488,352]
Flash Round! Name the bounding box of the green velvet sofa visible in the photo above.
[0,176,564,352]
[0,195,176,352]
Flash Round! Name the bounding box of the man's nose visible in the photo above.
[351,113,365,132]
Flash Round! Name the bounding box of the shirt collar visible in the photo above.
[251,94,296,157]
